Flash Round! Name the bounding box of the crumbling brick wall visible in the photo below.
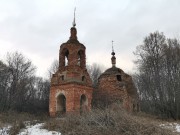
[95,67,138,111]
[49,27,93,117]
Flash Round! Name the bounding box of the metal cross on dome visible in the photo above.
[112,40,114,52]
[72,7,76,27]
[111,40,115,56]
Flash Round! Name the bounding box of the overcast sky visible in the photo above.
[0,0,180,77]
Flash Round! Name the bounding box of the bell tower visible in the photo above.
[49,10,93,117]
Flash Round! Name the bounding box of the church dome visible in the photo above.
[99,66,123,77]
[95,45,138,112]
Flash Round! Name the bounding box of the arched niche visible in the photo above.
[60,48,69,67]
[56,94,66,115]
[77,50,85,67]
[80,94,88,114]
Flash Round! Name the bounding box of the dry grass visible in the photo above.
[0,111,48,124]
[0,111,48,134]
[44,104,176,135]
[8,121,25,135]
[0,106,178,135]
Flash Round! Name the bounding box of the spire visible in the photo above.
[111,41,116,67]
[72,7,76,27]
[111,41,115,56]
[69,8,77,41]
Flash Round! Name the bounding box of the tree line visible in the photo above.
[134,31,180,119]
[1,31,180,120]
[0,52,103,114]
[0,52,50,113]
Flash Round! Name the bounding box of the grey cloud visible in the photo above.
[1,0,180,77]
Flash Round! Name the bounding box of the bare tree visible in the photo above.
[5,52,36,111]
[25,76,50,113]
[134,31,180,119]
[0,52,51,113]
[87,63,104,87]
[0,60,10,111]
[47,59,59,79]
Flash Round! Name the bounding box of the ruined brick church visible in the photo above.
[49,16,138,117]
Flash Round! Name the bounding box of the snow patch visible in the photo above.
[0,125,11,135]
[18,123,61,135]
[175,123,180,132]
[160,123,180,133]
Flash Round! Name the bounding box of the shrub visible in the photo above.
[0,111,48,134]
[44,104,175,135]
[9,121,25,135]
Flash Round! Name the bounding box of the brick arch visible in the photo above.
[77,50,85,68]
[80,94,88,114]
[56,93,66,115]
[59,48,69,67]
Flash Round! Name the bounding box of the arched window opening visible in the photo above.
[60,48,69,67]
[77,53,81,66]
[65,50,69,66]
[77,50,84,67]
[80,94,88,114]
[82,76,85,82]
[116,75,122,81]
[57,94,66,115]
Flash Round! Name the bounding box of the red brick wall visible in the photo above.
[49,84,93,117]
[95,68,138,112]
[49,29,93,117]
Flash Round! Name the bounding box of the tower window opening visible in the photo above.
[82,76,85,81]
[59,48,69,67]
[77,50,84,67]
[78,53,81,66]
[116,75,122,81]
[65,56,68,66]
[65,50,69,66]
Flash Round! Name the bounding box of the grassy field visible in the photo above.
[0,104,179,135]
[44,104,178,135]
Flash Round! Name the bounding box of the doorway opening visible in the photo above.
[57,94,66,115]
[80,94,88,114]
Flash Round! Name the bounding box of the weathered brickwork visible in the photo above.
[49,24,138,117]
[95,51,138,112]
[49,84,92,117]
[49,26,93,117]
